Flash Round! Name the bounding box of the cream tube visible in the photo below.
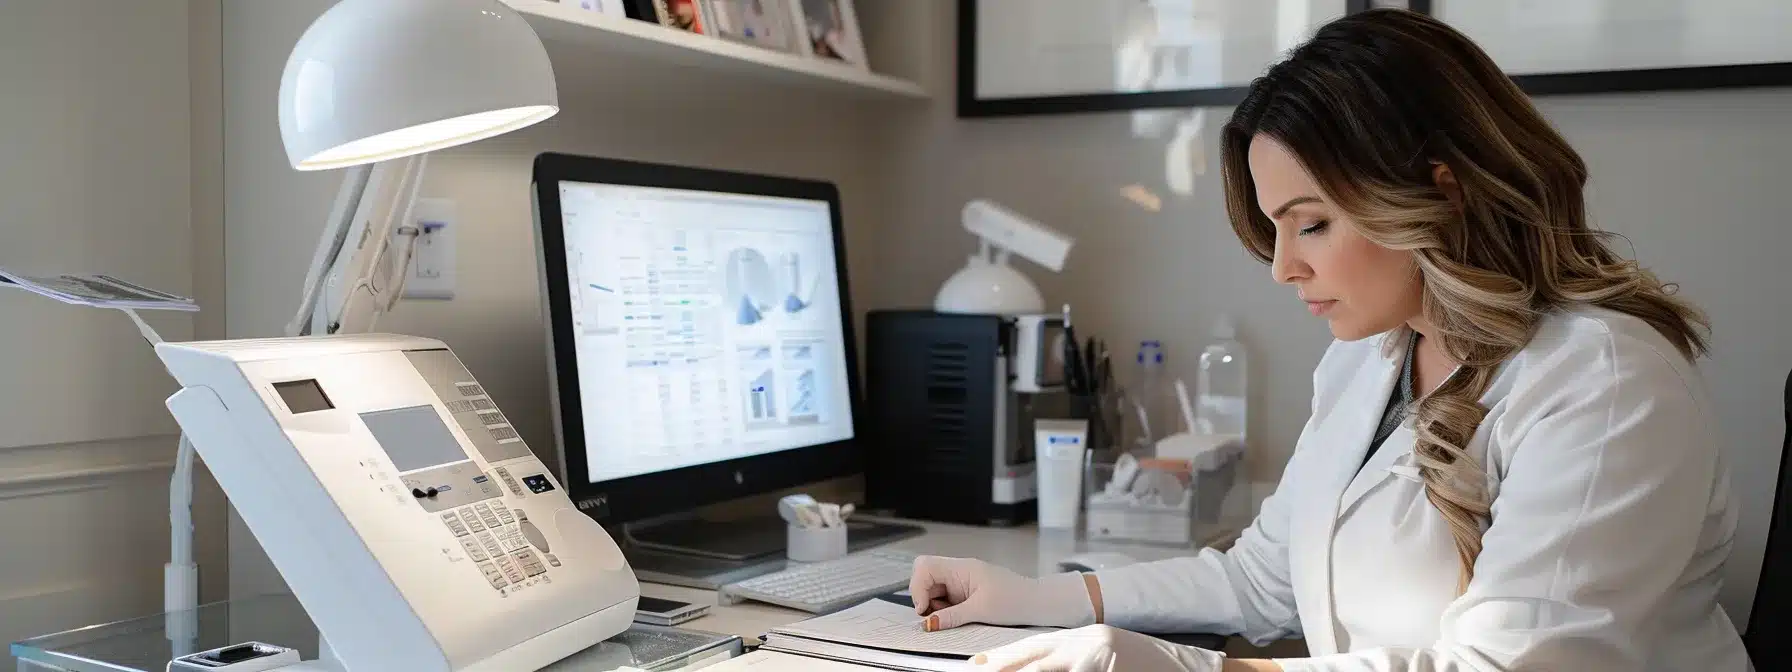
[1035,419,1090,528]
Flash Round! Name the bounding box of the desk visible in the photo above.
[12,517,1243,671]
[638,517,1224,644]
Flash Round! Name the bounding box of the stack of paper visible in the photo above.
[758,600,1053,672]
[0,266,197,311]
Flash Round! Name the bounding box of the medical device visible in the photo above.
[864,202,1076,525]
[532,153,920,587]
[157,334,638,671]
[155,0,562,640]
[864,311,1044,526]
[934,200,1074,316]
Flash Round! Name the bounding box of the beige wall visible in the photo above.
[221,0,907,598]
[0,0,228,662]
[876,2,1792,627]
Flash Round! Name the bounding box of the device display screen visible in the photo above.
[554,181,856,484]
[273,379,334,414]
[359,405,472,473]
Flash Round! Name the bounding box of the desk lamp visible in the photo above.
[163,0,558,641]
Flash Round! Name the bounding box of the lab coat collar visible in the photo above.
[1338,425,1414,518]
[1290,329,1405,655]
[1338,329,1418,516]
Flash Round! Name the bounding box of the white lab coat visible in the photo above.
[1094,307,1753,670]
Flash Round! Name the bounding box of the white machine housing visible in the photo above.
[156,334,639,671]
[935,200,1075,316]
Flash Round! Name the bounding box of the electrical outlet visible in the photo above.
[403,198,456,300]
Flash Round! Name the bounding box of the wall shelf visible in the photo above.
[502,0,929,101]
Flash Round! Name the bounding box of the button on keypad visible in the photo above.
[497,555,526,584]
[459,537,488,562]
[512,549,547,577]
[458,506,487,533]
[478,561,506,589]
[440,512,470,537]
[476,531,503,559]
[474,502,502,529]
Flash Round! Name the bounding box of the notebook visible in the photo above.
[758,599,1054,672]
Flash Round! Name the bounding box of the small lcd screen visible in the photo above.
[273,379,334,414]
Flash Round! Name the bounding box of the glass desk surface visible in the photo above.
[12,594,739,672]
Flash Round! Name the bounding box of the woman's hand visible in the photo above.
[971,625,1226,672]
[907,556,1096,631]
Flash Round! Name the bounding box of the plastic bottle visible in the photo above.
[1195,316,1248,442]
[1122,340,1179,454]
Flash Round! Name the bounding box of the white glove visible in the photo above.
[908,556,1096,631]
[971,624,1226,672]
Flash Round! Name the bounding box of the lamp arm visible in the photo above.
[286,164,372,337]
[288,155,427,336]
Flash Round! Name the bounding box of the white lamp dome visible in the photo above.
[934,255,1047,316]
[278,0,559,171]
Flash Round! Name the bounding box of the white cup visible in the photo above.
[787,524,848,562]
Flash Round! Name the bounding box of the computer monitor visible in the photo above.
[532,153,868,544]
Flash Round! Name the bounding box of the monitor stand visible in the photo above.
[613,513,925,590]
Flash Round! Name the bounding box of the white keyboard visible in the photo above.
[718,549,918,614]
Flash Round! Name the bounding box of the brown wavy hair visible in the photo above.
[1220,8,1709,590]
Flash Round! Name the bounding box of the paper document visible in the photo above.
[759,634,972,672]
[769,599,1051,657]
[704,650,889,671]
[0,266,197,311]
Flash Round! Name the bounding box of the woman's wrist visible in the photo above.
[1083,573,1104,624]
[1223,660,1284,671]
[1075,573,1103,627]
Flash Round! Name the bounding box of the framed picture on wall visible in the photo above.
[1413,0,1792,95]
[959,0,1367,118]
[792,0,868,69]
[705,0,801,53]
[649,0,710,34]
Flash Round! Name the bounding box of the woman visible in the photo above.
[907,9,1751,671]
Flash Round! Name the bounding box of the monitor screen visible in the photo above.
[553,181,856,484]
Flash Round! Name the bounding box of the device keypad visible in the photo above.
[451,503,553,590]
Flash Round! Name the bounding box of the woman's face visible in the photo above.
[1247,135,1422,341]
